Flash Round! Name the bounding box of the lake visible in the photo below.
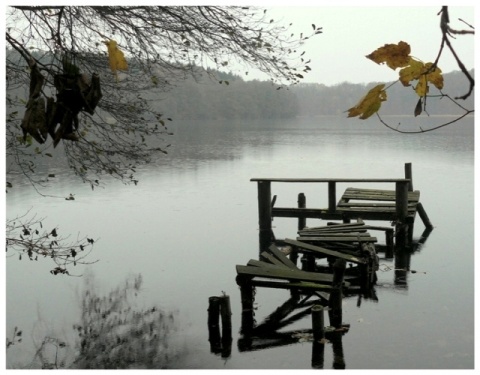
[5,115,475,369]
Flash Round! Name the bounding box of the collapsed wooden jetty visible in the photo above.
[235,163,433,362]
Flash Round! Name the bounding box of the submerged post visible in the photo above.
[311,305,325,341]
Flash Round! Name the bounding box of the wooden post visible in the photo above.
[328,259,346,329]
[208,297,221,353]
[395,181,409,223]
[311,339,325,369]
[237,276,255,335]
[385,228,394,258]
[298,193,306,230]
[258,180,272,229]
[394,247,410,287]
[301,254,316,272]
[328,181,336,213]
[219,295,232,358]
[258,181,272,254]
[219,295,232,340]
[404,162,413,192]
[311,305,325,341]
[417,202,433,229]
[331,332,346,369]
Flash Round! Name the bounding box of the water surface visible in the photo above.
[6,116,474,369]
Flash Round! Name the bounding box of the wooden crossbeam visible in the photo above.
[297,236,377,243]
[284,239,367,264]
[236,264,334,283]
[267,244,299,269]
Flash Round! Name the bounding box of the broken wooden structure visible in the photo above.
[252,162,432,253]
[234,163,433,366]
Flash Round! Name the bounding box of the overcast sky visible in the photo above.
[243,4,475,86]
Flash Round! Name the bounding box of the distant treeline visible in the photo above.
[158,69,474,120]
[7,48,473,120]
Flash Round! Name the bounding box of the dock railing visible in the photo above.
[250,177,411,233]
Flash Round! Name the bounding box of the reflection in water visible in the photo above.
[12,274,182,369]
[237,293,348,369]
[231,216,433,368]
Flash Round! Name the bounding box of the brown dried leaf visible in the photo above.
[366,41,411,70]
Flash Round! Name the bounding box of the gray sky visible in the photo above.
[243,4,475,86]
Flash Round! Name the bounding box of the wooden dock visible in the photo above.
[235,163,433,353]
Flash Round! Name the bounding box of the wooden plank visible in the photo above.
[337,207,416,213]
[284,239,367,264]
[236,265,334,283]
[272,207,331,218]
[338,202,417,208]
[268,244,299,269]
[260,251,290,268]
[248,259,290,270]
[340,191,419,200]
[344,187,420,195]
[297,236,377,243]
[298,232,371,237]
[362,225,394,232]
[341,188,420,202]
[250,178,410,183]
[300,223,366,232]
[250,279,334,291]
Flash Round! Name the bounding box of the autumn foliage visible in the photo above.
[348,41,444,119]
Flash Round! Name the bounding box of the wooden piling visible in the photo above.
[395,180,409,223]
[311,339,325,369]
[328,181,336,213]
[258,181,273,253]
[328,259,346,329]
[237,276,255,335]
[331,332,346,369]
[208,297,220,330]
[417,202,433,229]
[219,295,232,340]
[385,229,394,258]
[298,193,306,230]
[208,297,221,352]
[311,305,325,341]
[404,162,413,192]
[219,295,232,358]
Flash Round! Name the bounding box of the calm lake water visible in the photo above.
[5,116,474,369]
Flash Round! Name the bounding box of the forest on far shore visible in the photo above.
[156,68,474,120]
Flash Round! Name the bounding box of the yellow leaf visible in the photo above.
[399,60,443,96]
[103,39,128,80]
[415,76,429,97]
[399,58,425,86]
[347,84,387,120]
[366,41,411,70]
[424,63,444,90]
